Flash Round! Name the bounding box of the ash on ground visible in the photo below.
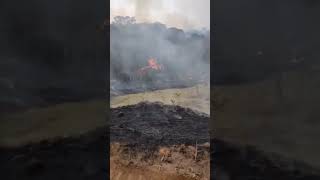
[110,101,210,145]
[2,102,319,179]
[1,107,320,180]
[110,68,209,97]
[110,102,211,180]
[110,102,320,180]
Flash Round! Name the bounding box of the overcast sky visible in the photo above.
[110,0,210,30]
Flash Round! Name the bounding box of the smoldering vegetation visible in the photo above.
[0,0,107,111]
[110,16,210,93]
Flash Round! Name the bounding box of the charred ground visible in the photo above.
[1,101,320,179]
[110,102,210,145]
[110,102,210,179]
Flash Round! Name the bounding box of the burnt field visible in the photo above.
[109,18,211,179]
[110,17,210,97]
[111,73,209,97]
[110,102,210,179]
[1,102,320,180]
[110,102,209,145]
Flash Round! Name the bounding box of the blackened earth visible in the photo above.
[1,103,320,179]
[110,102,210,146]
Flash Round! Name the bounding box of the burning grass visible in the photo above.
[136,58,163,77]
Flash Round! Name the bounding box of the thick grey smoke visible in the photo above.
[111,0,210,30]
[110,17,210,92]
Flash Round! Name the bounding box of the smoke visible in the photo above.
[110,18,210,92]
[163,13,195,30]
[110,0,210,91]
[111,0,210,30]
[134,0,153,22]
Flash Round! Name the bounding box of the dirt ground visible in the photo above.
[2,127,320,180]
[110,143,209,180]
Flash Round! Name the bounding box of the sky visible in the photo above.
[110,0,210,30]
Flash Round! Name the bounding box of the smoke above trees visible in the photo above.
[110,16,210,84]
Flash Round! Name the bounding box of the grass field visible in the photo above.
[111,84,210,114]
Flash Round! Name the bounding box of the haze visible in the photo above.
[110,0,210,30]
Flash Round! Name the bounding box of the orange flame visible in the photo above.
[147,58,163,70]
[137,58,163,76]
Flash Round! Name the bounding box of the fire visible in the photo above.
[147,58,162,70]
[137,58,163,76]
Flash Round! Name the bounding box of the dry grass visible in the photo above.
[0,84,210,147]
[111,84,210,115]
[110,142,210,180]
[0,84,212,179]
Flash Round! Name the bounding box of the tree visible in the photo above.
[112,16,136,25]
